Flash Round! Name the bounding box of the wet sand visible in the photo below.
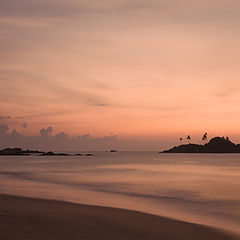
[0,194,239,240]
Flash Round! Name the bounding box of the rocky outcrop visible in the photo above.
[162,137,240,153]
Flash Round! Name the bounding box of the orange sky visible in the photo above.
[1,0,240,149]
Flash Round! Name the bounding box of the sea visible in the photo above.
[0,152,239,233]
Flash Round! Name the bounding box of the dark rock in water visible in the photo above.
[40,151,70,156]
[0,148,24,155]
[110,150,117,152]
[56,153,70,156]
[22,149,44,154]
[0,148,44,155]
[75,153,94,156]
[40,151,56,156]
[22,149,44,155]
[85,153,94,156]
[0,148,69,156]
[162,137,240,153]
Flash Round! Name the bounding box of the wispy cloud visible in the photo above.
[0,69,109,108]
[214,81,240,100]
[1,0,239,24]
[0,115,11,120]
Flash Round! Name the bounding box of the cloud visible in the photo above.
[15,116,25,119]
[0,124,9,134]
[0,70,109,109]
[0,124,118,151]
[1,0,240,25]
[0,0,83,19]
[0,0,147,18]
[0,0,146,22]
[15,110,73,120]
[0,116,10,120]
[40,126,53,138]
[214,81,240,100]
[1,0,240,146]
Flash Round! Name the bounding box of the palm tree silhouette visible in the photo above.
[202,132,208,144]
[179,137,183,145]
[187,135,191,144]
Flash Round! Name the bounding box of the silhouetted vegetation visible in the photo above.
[202,132,208,143]
[0,148,94,156]
[162,137,240,153]
[0,148,44,155]
[187,135,191,143]
[40,151,70,156]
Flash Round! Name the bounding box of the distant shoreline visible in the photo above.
[0,194,239,240]
[0,148,94,156]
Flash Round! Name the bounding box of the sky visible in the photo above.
[1,0,240,150]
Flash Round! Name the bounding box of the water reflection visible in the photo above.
[0,152,240,233]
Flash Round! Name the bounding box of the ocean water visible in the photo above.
[0,152,240,233]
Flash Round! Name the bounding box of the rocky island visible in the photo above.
[110,149,117,152]
[162,137,240,153]
[0,148,94,156]
[0,148,44,155]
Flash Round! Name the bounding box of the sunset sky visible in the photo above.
[1,0,240,150]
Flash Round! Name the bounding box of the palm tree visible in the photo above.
[202,132,208,144]
[179,137,183,145]
[187,135,191,144]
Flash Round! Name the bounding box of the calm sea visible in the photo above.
[0,152,239,233]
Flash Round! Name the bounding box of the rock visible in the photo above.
[0,148,24,155]
[56,153,70,156]
[161,137,240,153]
[40,151,56,156]
[85,153,94,156]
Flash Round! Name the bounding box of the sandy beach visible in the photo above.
[0,194,239,240]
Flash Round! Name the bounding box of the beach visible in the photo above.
[1,194,239,240]
[1,153,240,235]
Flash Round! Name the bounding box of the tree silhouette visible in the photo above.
[187,135,191,143]
[179,137,183,145]
[226,136,230,141]
[202,132,208,144]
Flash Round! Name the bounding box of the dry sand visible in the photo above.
[0,194,239,240]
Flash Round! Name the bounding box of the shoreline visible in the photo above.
[0,194,239,240]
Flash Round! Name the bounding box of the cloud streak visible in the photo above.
[1,0,240,24]
[0,69,108,108]
[0,116,10,120]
